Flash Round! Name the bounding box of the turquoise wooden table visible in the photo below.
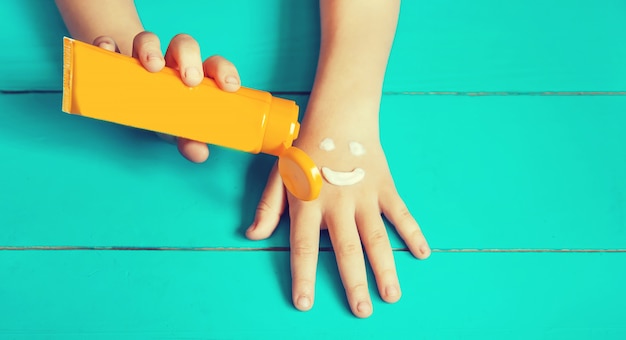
[1,1,625,339]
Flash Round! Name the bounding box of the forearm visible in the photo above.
[55,0,144,55]
[305,0,400,128]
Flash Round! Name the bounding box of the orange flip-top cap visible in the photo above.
[278,146,322,201]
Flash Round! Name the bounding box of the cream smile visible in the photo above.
[321,167,365,186]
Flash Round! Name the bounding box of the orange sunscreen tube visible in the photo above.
[62,37,322,201]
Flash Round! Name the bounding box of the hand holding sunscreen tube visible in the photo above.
[62,37,322,201]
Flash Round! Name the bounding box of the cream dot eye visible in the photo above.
[319,138,336,151]
[349,141,366,156]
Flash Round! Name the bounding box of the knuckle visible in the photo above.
[336,242,362,258]
[291,240,317,257]
[209,55,234,68]
[134,31,149,39]
[347,282,368,294]
[93,35,114,44]
[330,189,350,201]
[397,205,413,219]
[254,200,281,225]
[172,33,195,43]
[377,268,397,281]
[135,31,157,42]
[409,229,425,243]
[293,278,314,291]
[173,34,200,53]
[394,205,415,224]
[365,229,388,248]
[255,200,276,215]
[203,55,220,69]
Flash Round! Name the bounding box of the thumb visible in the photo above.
[246,164,287,240]
[92,36,119,53]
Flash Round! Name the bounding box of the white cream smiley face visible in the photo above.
[319,138,366,186]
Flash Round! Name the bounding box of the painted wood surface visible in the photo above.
[1,0,625,338]
[2,0,626,92]
[1,251,625,339]
[1,93,624,249]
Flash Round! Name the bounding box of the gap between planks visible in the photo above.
[0,246,624,253]
[2,90,626,96]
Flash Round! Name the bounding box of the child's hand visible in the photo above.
[246,109,431,318]
[91,33,241,163]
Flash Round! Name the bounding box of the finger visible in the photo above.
[289,203,322,312]
[380,190,431,260]
[326,207,373,318]
[246,164,287,240]
[356,206,401,303]
[164,33,204,87]
[177,137,209,163]
[92,36,119,53]
[132,31,166,73]
[203,55,241,92]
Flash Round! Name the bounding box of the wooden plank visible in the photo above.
[0,92,284,248]
[387,0,626,92]
[382,94,626,250]
[1,93,624,249]
[0,250,624,338]
[2,0,625,92]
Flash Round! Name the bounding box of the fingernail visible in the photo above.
[225,76,239,85]
[98,42,114,51]
[185,67,202,83]
[386,286,399,298]
[357,302,372,315]
[420,245,431,255]
[297,296,311,310]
